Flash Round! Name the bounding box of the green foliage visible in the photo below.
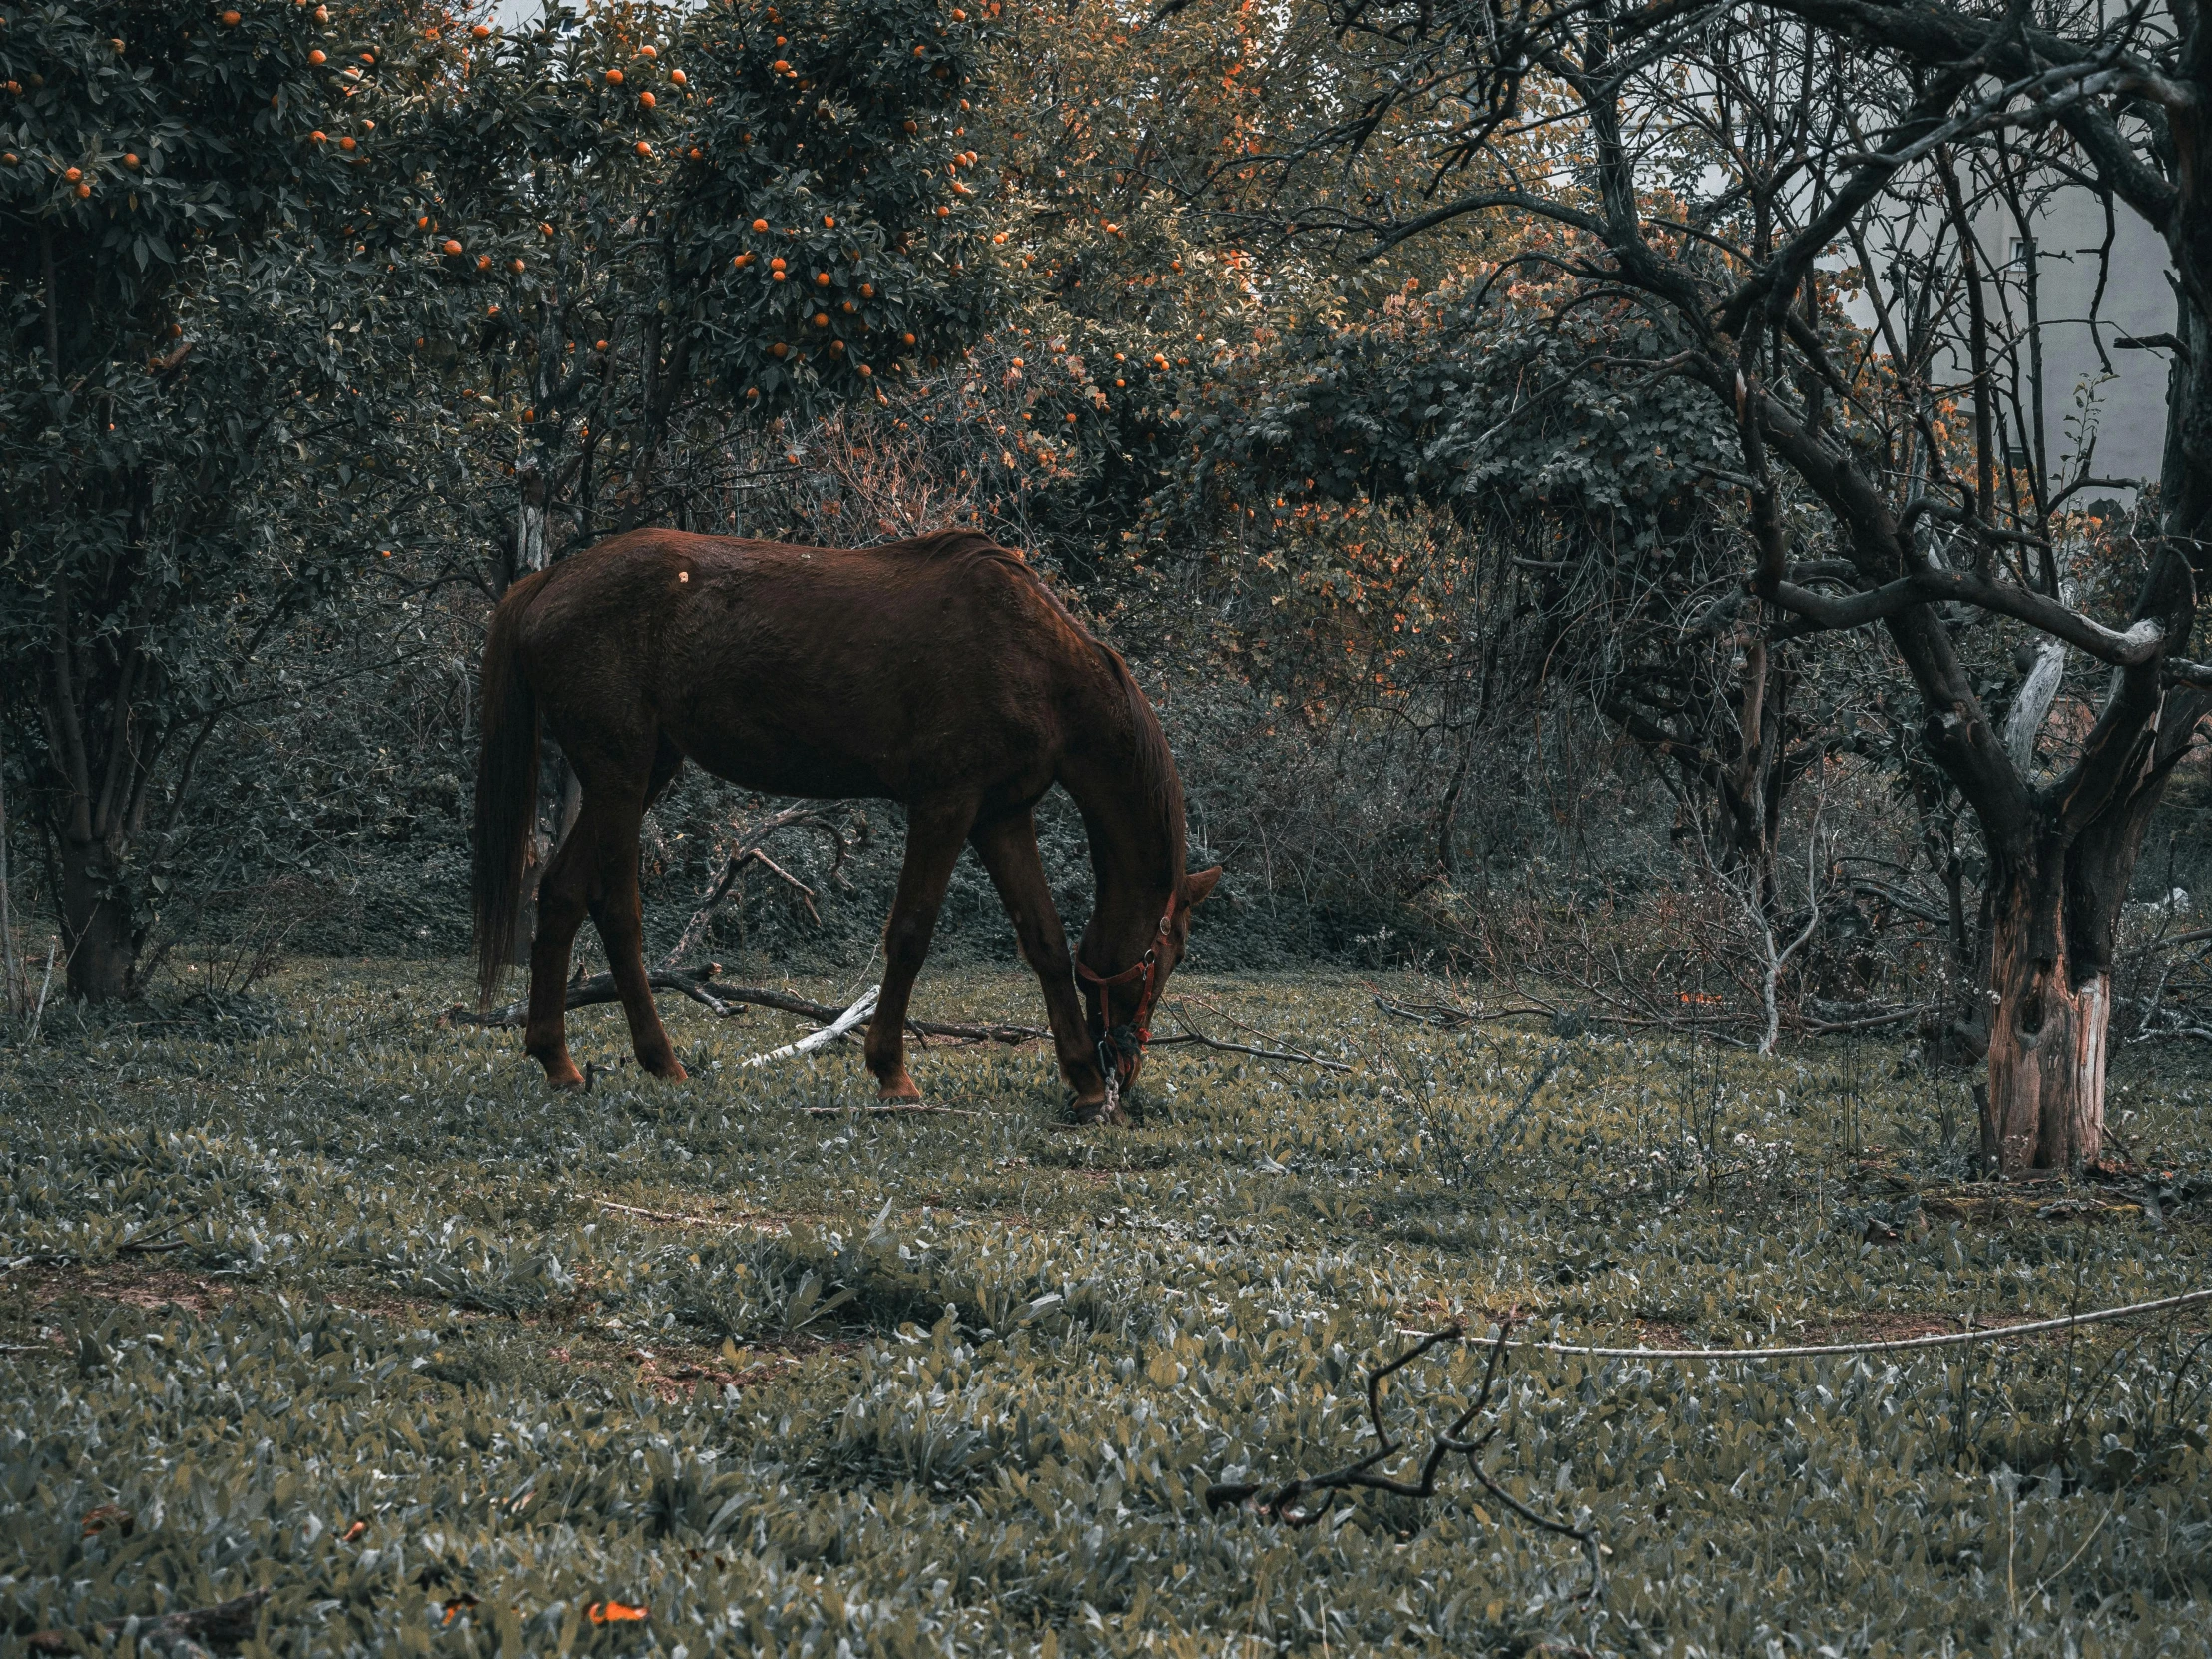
[0,0,478,996]
[4,967,2212,1653]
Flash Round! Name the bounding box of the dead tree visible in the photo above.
[1236,0,2212,1172]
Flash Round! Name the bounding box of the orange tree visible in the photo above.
[401,0,1004,594]
[0,0,478,999]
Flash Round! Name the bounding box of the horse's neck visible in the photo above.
[1059,705,1179,936]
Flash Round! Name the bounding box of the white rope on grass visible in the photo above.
[1398,1287,2212,1361]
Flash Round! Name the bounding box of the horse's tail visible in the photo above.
[472,573,548,1009]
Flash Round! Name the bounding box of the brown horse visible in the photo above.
[472,526,1218,1120]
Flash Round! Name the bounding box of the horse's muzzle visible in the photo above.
[1097,1021,1148,1094]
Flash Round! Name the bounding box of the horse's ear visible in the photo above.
[1182,865,1223,908]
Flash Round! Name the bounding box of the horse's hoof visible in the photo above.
[875,1070,922,1104]
[1065,1096,1120,1127]
[647,1058,689,1082]
[547,1072,587,1093]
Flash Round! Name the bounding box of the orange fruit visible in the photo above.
[822,214,834,228]
[814,272,829,286]
[857,364,870,376]
[338,134,355,149]
[901,332,915,345]
[75,182,92,197]
[123,152,140,168]
[509,258,524,272]
[751,217,768,232]
[471,22,489,37]
[63,166,83,182]
[607,67,624,83]
[640,91,655,108]
[670,69,687,86]
[732,252,753,268]
[309,48,326,63]
[475,254,491,269]
[770,341,788,357]
[634,140,652,155]
[221,10,241,24]
[595,339,608,349]
[443,238,462,254]
[812,311,828,326]
[859,282,874,297]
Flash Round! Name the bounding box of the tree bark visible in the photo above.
[55,830,134,1002]
[1982,843,2107,1173]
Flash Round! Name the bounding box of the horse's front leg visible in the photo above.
[970,811,1111,1118]
[865,795,978,1101]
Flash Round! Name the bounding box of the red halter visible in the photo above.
[1075,900,1176,1092]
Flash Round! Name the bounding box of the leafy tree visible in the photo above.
[0,0,462,998]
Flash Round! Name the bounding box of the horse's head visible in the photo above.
[1078,865,1222,1097]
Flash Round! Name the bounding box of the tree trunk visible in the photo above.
[1981,838,2114,1175]
[55,831,135,1003]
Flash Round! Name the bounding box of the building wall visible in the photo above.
[1984,191,2172,500]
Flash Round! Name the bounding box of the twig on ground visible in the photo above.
[1158,992,1353,1071]
[802,1102,980,1116]
[1398,1286,2212,1360]
[1205,1318,1602,1598]
[116,1219,190,1257]
[590,1197,790,1234]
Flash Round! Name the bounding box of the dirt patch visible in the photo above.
[1800,1312,1967,1346]
[7,1260,238,1318]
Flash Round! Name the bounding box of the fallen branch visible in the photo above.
[1204,1319,1602,1598]
[29,1587,273,1655]
[742,986,877,1067]
[448,965,1047,1044]
[658,803,857,969]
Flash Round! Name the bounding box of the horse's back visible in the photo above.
[512,528,1098,804]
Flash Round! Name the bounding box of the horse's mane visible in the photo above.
[893,528,1184,875]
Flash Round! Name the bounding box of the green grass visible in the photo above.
[3,960,2210,1656]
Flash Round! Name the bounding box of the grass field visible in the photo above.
[3,961,2210,1656]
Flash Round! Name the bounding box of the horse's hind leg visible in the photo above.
[580,785,686,1082]
[524,818,592,1091]
[865,794,978,1101]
